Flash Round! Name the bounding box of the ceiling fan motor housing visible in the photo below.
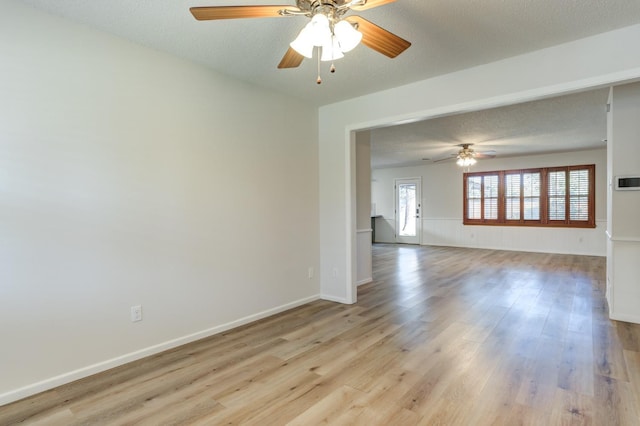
[293,0,356,20]
[297,0,357,10]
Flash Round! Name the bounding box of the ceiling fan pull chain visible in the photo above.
[330,62,336,73]
[316,46,322,84]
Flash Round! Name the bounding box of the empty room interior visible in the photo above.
[2,0,640,424]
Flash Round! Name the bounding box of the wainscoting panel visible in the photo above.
[422,218,607,256]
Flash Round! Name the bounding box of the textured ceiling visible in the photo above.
[16,1,636,165]
[18,0,640,107]
[369,88,610,169]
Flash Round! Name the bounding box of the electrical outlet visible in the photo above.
[131,305,142,322]
[308,267,314,279]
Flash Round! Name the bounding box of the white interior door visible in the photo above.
[395,178,421,244]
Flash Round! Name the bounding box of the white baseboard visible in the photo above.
[320,293,353,304]
[609,311,640,325]
[0,294,320,407]
[357,278,373,286]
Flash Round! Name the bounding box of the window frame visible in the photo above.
[463,164,595,228]
[463,172,501,225]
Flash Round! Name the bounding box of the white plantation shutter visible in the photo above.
[523,172,540,220]
[569,169,590,221]
[483,175,499,220]
[505,174,521,220]
[548,171,566,221]
[467,176,481,220]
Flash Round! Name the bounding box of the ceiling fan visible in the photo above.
[189,0,411,80]
[433,144,497,167]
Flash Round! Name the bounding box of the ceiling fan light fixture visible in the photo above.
[290,27,315,58]
[456,156,477,167]
[308,13,331,45]
[321,35,344,61]
[291,12,334,58]
[455,144,477,168]
[334,20,362,52]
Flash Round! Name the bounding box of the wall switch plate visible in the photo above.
[308,267,314,279]
[131,305,142,322]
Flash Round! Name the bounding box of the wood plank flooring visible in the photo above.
[2,244,640,425]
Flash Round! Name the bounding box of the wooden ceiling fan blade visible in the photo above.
[350,0,396,11]
[278,47,305,69]
[346,16,411,58]
[190,5,298,21]
[476,150,497,159]
[432,155,456,163]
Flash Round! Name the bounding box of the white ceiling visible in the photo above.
[17,1,638,164]
[369,88,610,169]
[19,0,640,107]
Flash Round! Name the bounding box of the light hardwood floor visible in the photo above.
[2,245,640,425]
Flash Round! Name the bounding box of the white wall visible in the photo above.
[0,1,319,404]
[372,149,607,256]
[607,82,640,324]
[319,23,640,303]
[355,132,372,286]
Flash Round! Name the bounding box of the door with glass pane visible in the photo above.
[395,178,421,244]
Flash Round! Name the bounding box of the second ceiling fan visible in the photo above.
[190,0,411,75]
[432,144,497,168]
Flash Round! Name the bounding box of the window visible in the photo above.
[465,174,499,221]
[505,173,521,220]
[467,176,481,220]
[569,169,590,221]
[548,170,566,220]
[483,175,499,220]
[523,172,540,220]
[463,164,595,228]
